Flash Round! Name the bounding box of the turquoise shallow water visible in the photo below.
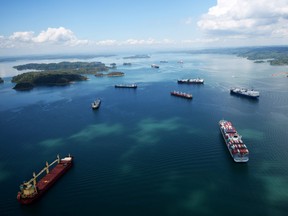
[0,53,288,216]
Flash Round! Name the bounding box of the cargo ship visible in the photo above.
[115,84,137,88]
[151,64,159,68]
[219,120,249,162]
[17,155,73,204]
[177,78,204,84]
[92,99,101,109]
[230,87,259,98]
[170,90,192,99]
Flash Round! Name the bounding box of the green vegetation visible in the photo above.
[13,61,109,74]
[11,61,112,90]
[236,47,288,65]
[13,82,34,90]
[107,72,124,77]
[95,71,125,77]
[12,71,88,90]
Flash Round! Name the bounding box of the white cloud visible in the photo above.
[9,31,34,42]
[198,0,288,38]
[0,35,12,48]
[96,39,117,46]
[182,38,220,44]
[121,38,176,46]
[0,28,178,51]
[32,27,88,46]
[123,38,156,45]
[1,27,89,49]
[92,38,174,47]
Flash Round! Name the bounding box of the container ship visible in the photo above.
[219,120,249,162]
[17,155,73,204]
[115,84,137,88]
[170,90,192,99]
[177,78,204,84]
[230,87,259,98]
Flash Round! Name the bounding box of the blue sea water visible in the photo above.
[0,53,288,216]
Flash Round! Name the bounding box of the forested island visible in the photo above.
[13,61,109,73]
[12,72,88,90]
[12,61,111,90]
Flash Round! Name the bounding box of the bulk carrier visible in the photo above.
[219,120,249,162]
[115,84,137,88]
[17,154,73,204]
[170,90,193,99]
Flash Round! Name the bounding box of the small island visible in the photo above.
[12,72,88,90]
[13,61,109,74]
[110,63,117,69]
[11,61,112,90]
[123,54,150,59]
[123,62,132,66]
[254,60,265,63]
[95,71,125,77]
[0,77,4,83]
[107,72,124,77]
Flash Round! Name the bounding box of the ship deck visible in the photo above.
[37,163,70,190]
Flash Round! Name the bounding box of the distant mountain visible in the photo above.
[186,46,288,66]
[0,54,115,63]
[235,46,288,65]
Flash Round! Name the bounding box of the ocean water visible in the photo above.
[0,53,288,216]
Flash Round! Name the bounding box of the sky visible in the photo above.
[1,0,288,56]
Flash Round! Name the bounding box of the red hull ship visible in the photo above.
[170,90,193,99]
[17,155,73,204]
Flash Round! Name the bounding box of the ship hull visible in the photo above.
[177,80,204,84]
[115,85,137,88]
[219,120,249,163]
[170,91,192,99]
[17,157,73,204]
[92,100,101,109]
[92,105,100,109]
[230,89,259,99]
